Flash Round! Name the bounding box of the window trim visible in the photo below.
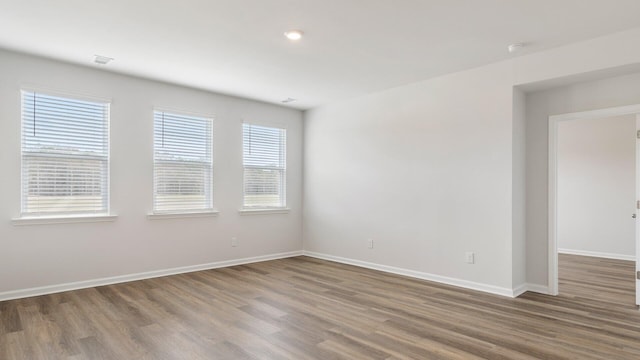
[12,214,118,226]
[18,89,112,218]
[147,210,219,220]
[238,208,290,215]
[20,86,112,105]
[151,109,215,215]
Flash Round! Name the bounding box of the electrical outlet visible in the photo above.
[465,252,475,264]
[231,237,238,247]
[367,238,373,249]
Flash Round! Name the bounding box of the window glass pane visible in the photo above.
[153,111,213,212]
[242,123,286,208]
[21,91,109,215]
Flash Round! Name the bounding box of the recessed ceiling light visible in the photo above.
[284,30,303,41]
[282,98,297,103]
[507,43,524,54]
[94,55,114,65]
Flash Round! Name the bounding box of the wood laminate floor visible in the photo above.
[1,254,639,359]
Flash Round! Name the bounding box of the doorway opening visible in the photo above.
[548,104,640,306]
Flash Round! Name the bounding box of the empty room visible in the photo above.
[2,1,640,359]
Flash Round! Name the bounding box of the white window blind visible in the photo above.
[242,123,286,208]
[21,91,110,216]
[153,111,213,213]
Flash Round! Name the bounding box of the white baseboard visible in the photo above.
[558,248,635,261]
[302,251,520,298]
[523,283,551,295]
[1,250,555,302]
[0,250,303,302]
[512,283,529,297]
[513,283,551,297]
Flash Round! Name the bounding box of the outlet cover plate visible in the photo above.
[465,252,475,264]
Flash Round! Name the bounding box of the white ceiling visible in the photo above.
[2,1,640,110]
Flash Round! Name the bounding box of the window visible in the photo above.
[153,111,213,213]
[21,91,110,216]
[242,123,286,208]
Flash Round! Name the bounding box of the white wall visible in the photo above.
[557,115,636,259]
[0,49,303,298]
[513,27,640,88]
[526,72,640,285]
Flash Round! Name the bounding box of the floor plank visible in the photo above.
[0,254,638,359]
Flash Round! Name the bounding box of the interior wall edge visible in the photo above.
[523,283,551,295]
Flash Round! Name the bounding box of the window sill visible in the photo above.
[238,208,290,215]
[147,210,219,220]
[12,214,118,226]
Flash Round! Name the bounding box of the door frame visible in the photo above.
[548,103,640,297]
[636,114,640,306]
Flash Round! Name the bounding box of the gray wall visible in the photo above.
[304,61,517,294]
[512,88,527,289]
